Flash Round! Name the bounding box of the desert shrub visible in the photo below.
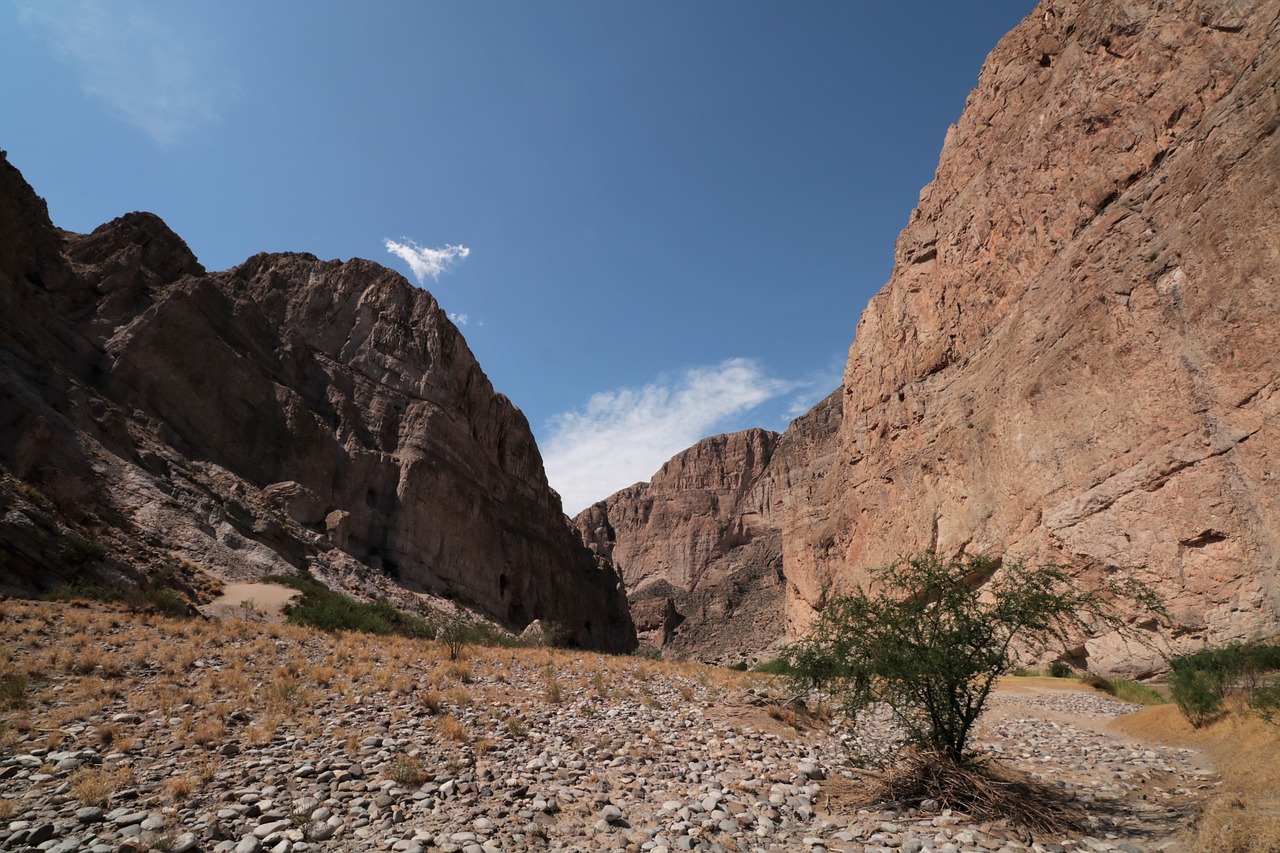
[1108,679,1166,706]
[751,657,793,675]
[387,756,427,785]
[58,535,105,571]
[1168,640,1280,727]
[0,673,28,709]
[1048,661,1073,678]
[727,661,748,672]
[1082,672,1114,694]
[785,551,1161,763]
[265,573,428,638]
[142,588,189,617]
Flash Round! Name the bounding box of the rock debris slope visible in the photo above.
[582,0,1280,670]
[0,152,634,652]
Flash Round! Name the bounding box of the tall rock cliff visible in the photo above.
[0,152,635,652]
[575,390,840,662]
[785,0,1280,673]
[577,0,1280,672]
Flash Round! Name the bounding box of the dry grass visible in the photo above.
[165,775,197,802]
[69,765,135,807]
[0,798,17,820]
[852,751,1083,835]
[436,714,468,743]
[1112,705,1280,851]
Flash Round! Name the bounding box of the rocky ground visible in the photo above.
[0,601,1214,853]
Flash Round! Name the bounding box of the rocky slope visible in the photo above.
[575,391,840,662]
[784,0,1280,673]
[580,0,1280,672]
[0,599,1214,852]
[0,152,634,652]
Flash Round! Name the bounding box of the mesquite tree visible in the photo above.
[786,552,1162,763]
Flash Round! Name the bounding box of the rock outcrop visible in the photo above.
[0,152,635,652]
[575,391,840,662]
[579,0,1280,672]
[783,0,1280,673]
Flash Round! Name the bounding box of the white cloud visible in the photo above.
[542,358,792,515]
[17,0,237,146]
[448,312,469,326]
[384,239,471,284]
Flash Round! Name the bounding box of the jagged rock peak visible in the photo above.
[0,154,635,652]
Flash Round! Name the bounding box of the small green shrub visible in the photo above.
[142,588,189,617]
[1169,667,1224,727]
[1012,667,1041,677]
[1048,661,1073,678]
[1167,640,1280,727]
[751,657,793,675]
[264,573,428,638]
[58,535,105,570]
[0,673,29,709]
[727,662,748,672]
[1082,672,1114,694]
[387,756,427,786]
[1108,679,1166,706]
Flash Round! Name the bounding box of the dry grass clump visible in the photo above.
[69,765,135,808]
[165,775,197,802]
[1114,705,1280,851]
[387,755,428,786]
[852,751,1083,835]
[436,714,468,743]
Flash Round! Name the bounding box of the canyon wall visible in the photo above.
[581,0,1280,672]
[785,0,1280,672]
[0,152,635,652]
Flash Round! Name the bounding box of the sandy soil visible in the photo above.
[203,581,300,622]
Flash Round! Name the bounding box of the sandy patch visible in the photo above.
[205,581,300,623]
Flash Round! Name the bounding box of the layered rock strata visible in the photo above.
[576,391,840,662]
[0,152,634,652]
[580,0,1280,672]
[784,0,1280,672]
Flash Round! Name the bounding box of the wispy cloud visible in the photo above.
[448,312,469,326]
[385,239,471,284]
[542,358,792,515]
[16,0,237,146]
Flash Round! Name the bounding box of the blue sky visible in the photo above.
[1,1,1034,513]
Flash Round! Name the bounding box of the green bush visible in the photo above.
[1108,679,1167,706]
[264,573,429,637]
[727,662,749,672]
[1048,661,1073,678]
[58,535,105,571]
[785,551,1161,762]
[751,657,793,675]
[1167,640,1280,727]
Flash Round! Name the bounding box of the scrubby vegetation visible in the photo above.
[264,572,431,637]
[1166,640,1280,727]
[785,551,1162,762]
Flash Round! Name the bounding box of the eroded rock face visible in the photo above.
[576,391,841,662]
[784,0,1280,673]
[0,152,634,652]
[578,0,1280,673]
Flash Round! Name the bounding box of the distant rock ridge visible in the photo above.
[0,151,635,652]
[575,390,840,662]
[578,0,1280,673]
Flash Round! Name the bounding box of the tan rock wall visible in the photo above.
[784,0,1280,672]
